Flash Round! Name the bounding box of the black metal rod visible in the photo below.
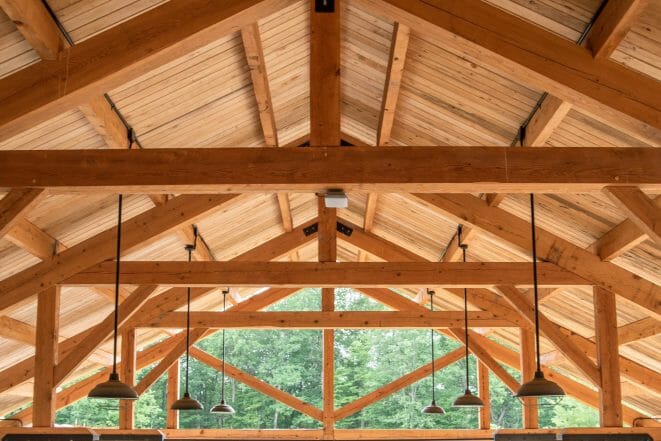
[111,194,123,374]
[221,292,227,400]
[530,193,542,372]
[184,247,192,394]
[429,290,436,402]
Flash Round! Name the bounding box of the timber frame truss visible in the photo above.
[0,0,660,439]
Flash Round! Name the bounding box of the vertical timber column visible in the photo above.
[311,0,340,436]
[119,328,136,429]
[594,286,623,427]
[33,286,60,427]
[520,328,538,428]
[166,361,180,429]
[319,198,337,438]
[477,361,491,429]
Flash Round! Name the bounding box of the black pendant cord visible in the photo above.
[429,290,436,403]
[111,194,123,375]
[221,291,227,401]
[183,228,198,395]
[462,249,470,391]
[530,194,542,372]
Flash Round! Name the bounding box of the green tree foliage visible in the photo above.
[54,288,598,429]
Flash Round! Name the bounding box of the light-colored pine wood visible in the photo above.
[415,193,661,316]
[495,285,599,385]
[604,186,660,246]
[0,0,296,141]
[32,286,59,427]
[0,315,36,346]
[334,348,464,420]
[594,286,623,427]
[477,361,490,430]
[3,147,661,193]
[355,0,661,133]
[78,96,129,149]
[119,328,136,429]
[0,0,66,60]
[6,218,58,260]
[310,0,341,147]
[524,95,573,147]
[0,188,45,239]
[519,328,538,429]
[586,0,650,60]
[319,197,337,264]
[54,285,157,385]
[65,261,588,287]
[166,361,179,429]
[0,194,238,314]
[141,310,512,329]
[190,346,323,421]
[617,317,661,345]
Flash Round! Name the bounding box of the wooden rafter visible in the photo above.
[586,0,650,59]
[0,188,45,238]
[2,147,660,193]
[64,261,588,287]
[119,328,136,429]
[0,0,296,141]
[0,194,238,314]
[78,95,130,150]
[413,193,661,316]
[354,0,661,141]
[32,286,59,427]
[604,186,661,246]
[0,0,67,60]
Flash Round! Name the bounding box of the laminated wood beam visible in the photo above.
[0,0,67,60]
[333,348,464,420]
[586,0,650,59]
[0,188,45,238]
[139,310,513,329]
[604,187,661,246]
[32,286,59,427]
[190,346,323,421]
[0,0,296,141]
[64,261,589,287]
[0,194,238,314]
[354,0,661,140]
[413,193,661,316]
[2,147,661,193]
[594,286,623,427]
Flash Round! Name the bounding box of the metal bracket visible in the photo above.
[336,222,353,237]
[303,223,319,236]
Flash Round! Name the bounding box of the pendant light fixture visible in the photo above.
[452,226,484,408]
[171,228,203,411]
[89,195,139,400]
[211,289,235,414]
[515,194,565,399]
[421,289,445,414]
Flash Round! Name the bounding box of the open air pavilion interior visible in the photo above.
[0,0,660,440]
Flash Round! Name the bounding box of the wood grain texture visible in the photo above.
[0,0,66,60]
[586,0,650,59]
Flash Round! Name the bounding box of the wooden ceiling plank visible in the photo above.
[413,193,661,316]
[78,96,130,150]
[54,285,157,386]
[494,285,600,386]
[0,0,67,60]
[310,0,341,146]
[0,194,238,314]
[0,188,46,238]
[586,0,650,60]
[604,186,661,246]
[2,147,661,193]
[356,0,661,135]
[0,0,296,141]
[190,346,323,421]
[64,261,589,287]
[333,347,464,420]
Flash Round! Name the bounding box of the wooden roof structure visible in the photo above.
[0,0,660,438]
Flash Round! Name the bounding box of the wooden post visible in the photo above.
[119,328,136,429]
[166,361,180,429]
[477,361,490,430]
[594,286,623,427]
[520,327,538,428]
[33,286,60,427]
